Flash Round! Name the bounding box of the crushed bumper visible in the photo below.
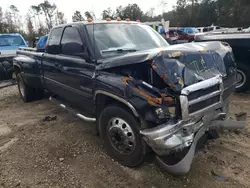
[141,112,246,175]
[140,75,246,175]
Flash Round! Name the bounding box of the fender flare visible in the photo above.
[94,90,139,117]
[13,62,22,73]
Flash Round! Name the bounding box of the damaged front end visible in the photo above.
[140,74,246,174]
[98,41,246,175]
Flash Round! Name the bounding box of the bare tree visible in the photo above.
[39,0,57,30]
[0,7,5,33]
[145,8,155,18]
[72,11,84,22]
[56,11,66,25]
[26,14,35,46]
[102,8,115,19]
[5,11,15,32]
[159,0,167,16]
[30,5,42,29]
[84,11,93,19]
[10,5,19,24]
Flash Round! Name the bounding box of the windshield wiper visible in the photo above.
[101,48,137,54]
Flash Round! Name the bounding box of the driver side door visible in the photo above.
[55,25,95,114]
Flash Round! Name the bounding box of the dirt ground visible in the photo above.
[0,86,250,188]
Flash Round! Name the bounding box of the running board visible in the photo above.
[49,96,96,122]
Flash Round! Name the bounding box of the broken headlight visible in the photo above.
[155,106,176,119]
[145,106,176,124]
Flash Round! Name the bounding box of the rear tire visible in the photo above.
[236,64,250,93]
[17,73,44,102]
[98,105,146,167]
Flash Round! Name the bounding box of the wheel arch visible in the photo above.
[94,90,139,118]
[13,64,21,74]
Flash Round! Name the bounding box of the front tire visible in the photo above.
[98,105,146,167]
[17,73,44,102]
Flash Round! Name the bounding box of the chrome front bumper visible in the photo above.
[140,75,246,174]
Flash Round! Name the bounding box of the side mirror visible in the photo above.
[62,43,89,59]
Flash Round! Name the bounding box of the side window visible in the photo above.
[47,28,63,54]
[61,27,84,56]
[208,27,213,31]
[203,28,208,32]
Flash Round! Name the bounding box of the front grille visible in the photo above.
[188,84,220,101]
[189,95,220,113]
[180,75,223,119]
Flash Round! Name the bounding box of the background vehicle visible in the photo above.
[178,27,199,34]
[13,20,244,175]
[167,30,178,44]
[36,35,48,52]
[197,26,223,33]
[195,33,250,92]
[0,33,27,86]
[169,29,195,43]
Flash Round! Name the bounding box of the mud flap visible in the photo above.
[156,124,207,175]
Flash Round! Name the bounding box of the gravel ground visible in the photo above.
[0,86,250,188]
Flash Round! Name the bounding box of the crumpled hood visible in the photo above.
[97,41,236,92]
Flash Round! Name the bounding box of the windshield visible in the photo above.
[86,23,170,58]
[0,35,26,47]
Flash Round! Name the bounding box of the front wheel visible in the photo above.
[98,105,147,167]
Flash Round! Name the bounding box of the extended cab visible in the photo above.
[13,21,245,175]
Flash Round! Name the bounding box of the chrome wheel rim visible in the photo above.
[107,117,136,155]
[236,70,246,89]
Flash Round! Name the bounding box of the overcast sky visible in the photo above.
[2,0,177,22]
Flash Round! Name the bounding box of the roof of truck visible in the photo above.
[53,20,141,29]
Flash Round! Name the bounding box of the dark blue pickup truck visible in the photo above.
[13,20,245,175]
